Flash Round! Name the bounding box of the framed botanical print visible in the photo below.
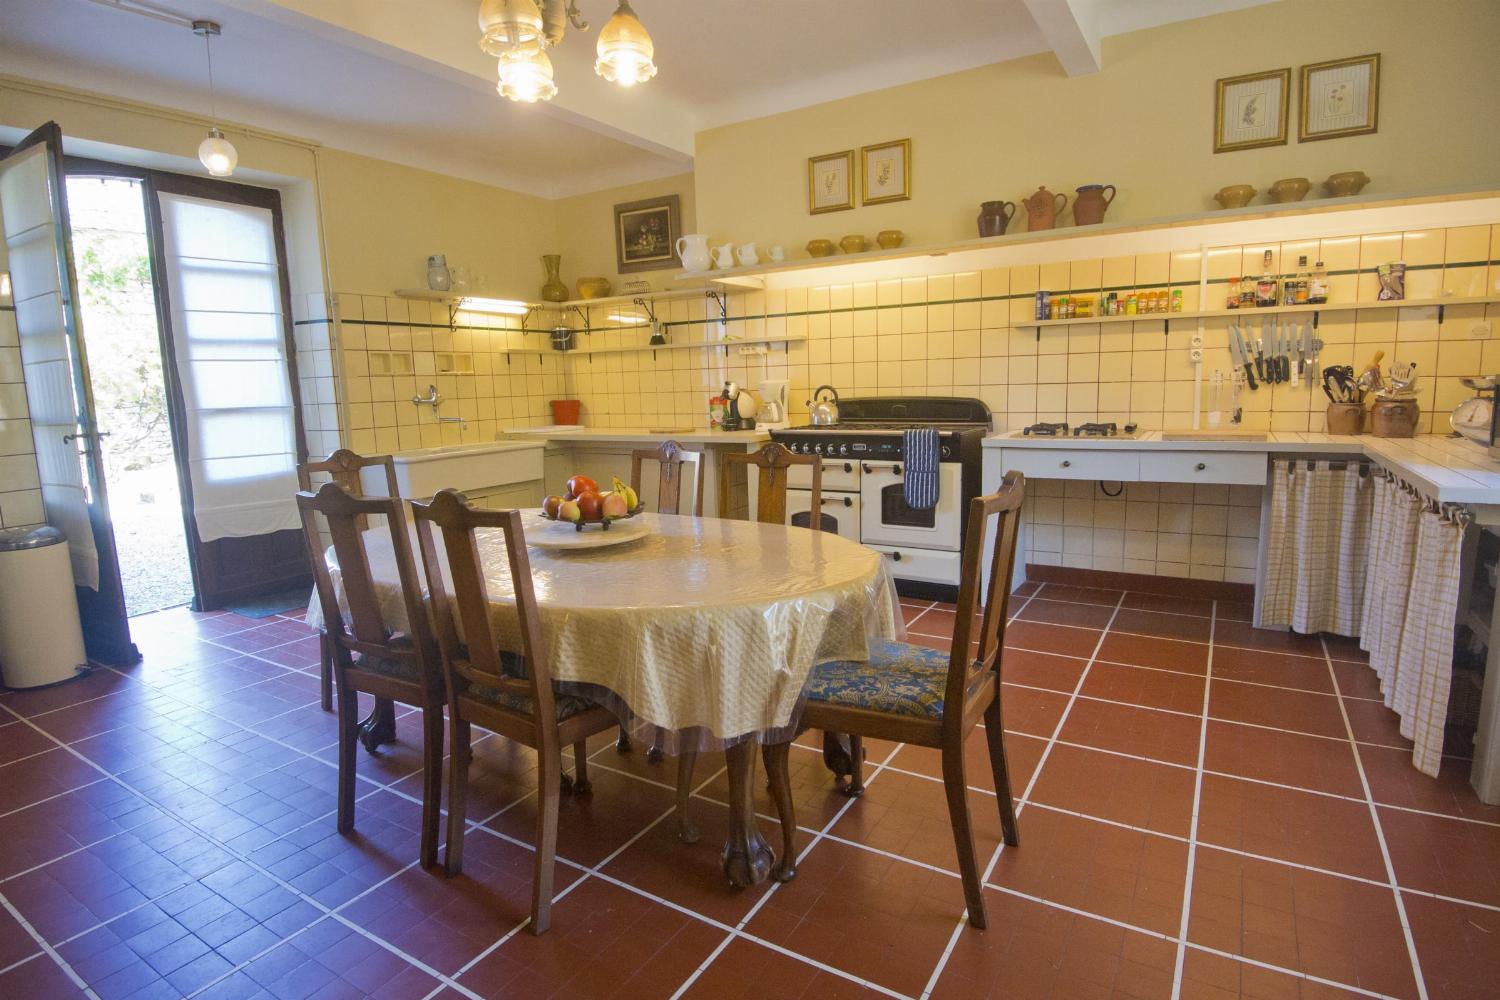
[808,150,854,214]
[1214,68,1290,152]
[861,138,911,205]
[1300,54,1380,142]
[614,194,681,273]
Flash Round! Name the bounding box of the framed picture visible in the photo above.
[613,194,681,273]
[1300,53,1380,142]
[1213,68,1290,153]
[807,149,854,214]
[861,138,911,205]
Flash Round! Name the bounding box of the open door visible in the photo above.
[0,123,136,664]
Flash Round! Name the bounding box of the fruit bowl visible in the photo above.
[538,474,644,531]
[537,501,646,532]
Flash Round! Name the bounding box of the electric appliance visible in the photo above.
[756,379,790,429]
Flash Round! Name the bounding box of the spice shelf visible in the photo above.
[1016,295,1500,329]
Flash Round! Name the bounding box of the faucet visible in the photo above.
[411,384,440,408]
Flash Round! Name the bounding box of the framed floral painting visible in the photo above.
[1214,68,1290,152]
[861,138,911,205]
[808,150,854,214]
[1300,54,1380,142]
[614,194,681,273]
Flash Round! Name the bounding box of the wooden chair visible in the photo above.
[298,449,400,712]
[295,483,445,870]
[717,441,821,524]
[797,471,1026,928]
[410,489,618,935]
[629,439,704,517]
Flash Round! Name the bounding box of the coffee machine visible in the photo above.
[756,379,790,429]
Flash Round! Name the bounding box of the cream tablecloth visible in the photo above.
[308,513,903,748]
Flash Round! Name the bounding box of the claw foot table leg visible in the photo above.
[357,697,397,754]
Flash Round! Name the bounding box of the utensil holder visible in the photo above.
[1325,402,1364,435]
[550,399,581,425]
[1371,397,1419,438]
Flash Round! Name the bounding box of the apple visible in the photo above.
[601,493,629,519]
[575,490,604,522]
[566,475,598,499]
[542,495,564,519]
[558,499,581,524]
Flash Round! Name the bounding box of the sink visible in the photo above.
[362,441,544,498]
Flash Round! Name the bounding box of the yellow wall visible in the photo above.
[693,0,1500,257]
[551,172,695,292]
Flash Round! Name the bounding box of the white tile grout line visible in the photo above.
[919,586,1115,1000]
[1169,598,1216,999]
[0,890,98,998]
[1320,635,1429,1000]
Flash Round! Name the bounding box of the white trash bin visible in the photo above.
[0,526,89,688]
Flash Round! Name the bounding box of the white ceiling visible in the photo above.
[0,0,1274,198]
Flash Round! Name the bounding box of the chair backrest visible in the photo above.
[409,489,558,727]
[296,482,436,686]
[944,471,1026,733]
[718,442,821,525]
[298,449,400,531]
[630,439,704,516]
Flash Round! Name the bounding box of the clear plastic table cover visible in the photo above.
[307,512,905,752]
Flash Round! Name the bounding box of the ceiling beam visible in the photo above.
[1021,0,1102,76]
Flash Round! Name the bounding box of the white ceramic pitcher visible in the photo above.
[676,234,711,272]
[712,243,736,269]
[737,242,759,266]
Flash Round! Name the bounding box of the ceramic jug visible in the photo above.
[976,201,1015,238]
[767,245,786,263]
[712,243,736,269]
[1023,186,1068,231]
[737,242,760,266]
[676,234,711,272]
[1073,184,1116,225]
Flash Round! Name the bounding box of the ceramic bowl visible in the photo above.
[575,277,612,299]
[806,239,836,257]
[876,229,904,249]
[1324,171,1371,197]
[1268,177,1311,203]
[839,235,868,254]
[1214,184,1257,209]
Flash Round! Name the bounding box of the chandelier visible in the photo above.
[478,0,656,103]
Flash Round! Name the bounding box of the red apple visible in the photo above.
[601,493,629,519]
[566,475,598,499]
[542,495,564,519]
[575,491,604,522]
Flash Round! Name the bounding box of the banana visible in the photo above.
[611,476,639,510]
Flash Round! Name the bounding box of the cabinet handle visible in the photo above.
[862,462,871,474]
[890,551,903,562]
[1195,462,1207,471]
[820,496,852,507]
[1060,460,1072,468]
[843,462,852,473]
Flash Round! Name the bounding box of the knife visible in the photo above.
[1230,324,1258,390]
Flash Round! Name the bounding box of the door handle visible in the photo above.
[820,496,852,507]
[63,430,110,444]
[1060,459,1071,468]
[1195,462,1207,471]
[888,550,902,562]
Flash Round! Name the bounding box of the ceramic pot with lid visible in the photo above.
[977,200,1015,238]
[1268,177,1311,203]
[839,234,868,254]
[806,385,840,425]
[1023,186,1067,231]
[806,239,836,257]
[1324,171,1370,197]
[1214,184,1256,209]
[1073,184,1116,225]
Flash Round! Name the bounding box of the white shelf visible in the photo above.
[564,333,806,358]
[551,286,720,310]
[1016,295,1500,329]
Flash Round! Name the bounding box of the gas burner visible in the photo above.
[1022,422,1069,437]
[1072,421,1141,438]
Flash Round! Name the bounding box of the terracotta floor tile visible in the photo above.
[827,767,1010,877]
[1203,721,1363,798]
[1378,805,1500,908]
[1179,947,1370,999]
[1196,774,1387,881]
[1059,698,1203,767]
[1187,847,1419,999]
[483,766,678,869]
[0,955,89,999]
[1002,647,1088,693]
[890,727,1046,796]
[1209,682,1348,740]
[0,667,137,717]
[1331,660,1383,701]
[1402,893,1500,1000]
[1360,745,1500,822]
[1005,620,1104,659]
[1321,635,1366,663]
[1211,647,1336,695]
[932,886,1177,999]
[1214,622,1330,658]
[1081,661,1206,715]
[1038,582,1125,607]
[1098,632,1210,674]
[1341,697,1412,749]
[1114,609,1213,643]
[1217,601,1255,624]
[1018,598,1120,630]
[1028,742,1196,838]
[996,683,1070,739]
[679,936,890,999]
[0,747,105,815]
[988,806,1189,936]
[1122,592,1215,619]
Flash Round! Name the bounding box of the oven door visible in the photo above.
[787,489,860,540]
[859,461,964,550]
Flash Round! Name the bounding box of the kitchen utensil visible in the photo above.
[805,239,836,257]
[1324,170,1371,197]
[1228,368,1244,423]
[1214,184,1256,208]
[1022,186,1068,231]
[806,384,840,426]
[1208,369,1224,427]
[839,235,868,254]
[1371,397,1419,438]
[1073,184,1116,225]
[1229,324,1258,390]
[1326,402,1364,435]
[676,234,712,272]
[1386,361,1418,396]
[977,200,1016,237]
[575,276,612,299]
[1451,395,1492,444]
[1269,177,1311,203]
[1358,350,1386,393]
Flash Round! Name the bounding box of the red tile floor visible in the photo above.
[2,581,1498,999]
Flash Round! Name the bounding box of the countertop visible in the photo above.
[501,427,771,445]
[984,430,1500,508]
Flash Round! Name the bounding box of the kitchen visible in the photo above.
[1,1,1499,998]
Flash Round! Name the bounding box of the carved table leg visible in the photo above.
[357,697,397,754]
[676,750,700,844]
[720,738,774,888]
[822,731,865,796]
[762,740,798,883]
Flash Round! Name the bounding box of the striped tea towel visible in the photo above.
[903,428,940,510]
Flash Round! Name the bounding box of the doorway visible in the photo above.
[65,175,194,616]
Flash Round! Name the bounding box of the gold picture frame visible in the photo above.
[861,138,911,206]
[1214,68,1290,153]
[1299,53,1380,142]
[808,149,854,214]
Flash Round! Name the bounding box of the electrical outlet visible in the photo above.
[1190,333,1204,349]
[1471,322,1492,339]
[1190,348,1203,362]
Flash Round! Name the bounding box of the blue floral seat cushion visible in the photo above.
[805,639,953,718]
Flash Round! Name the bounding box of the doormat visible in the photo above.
[224,585,310,620]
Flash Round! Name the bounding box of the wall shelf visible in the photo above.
[551,286,719,310]
[1016,294,1500,329]
[564,333,805,358]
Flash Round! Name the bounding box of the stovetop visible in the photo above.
[1007,421,1146,440]
[769,397,990,460]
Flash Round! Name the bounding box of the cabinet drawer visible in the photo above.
[999,448,1140,482]
[1139,451,1267,485]
[867,544,961,586]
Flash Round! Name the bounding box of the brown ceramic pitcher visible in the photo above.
[1023,186,1068,231]
[1073,184,1116,225]
[977,200,1016,238]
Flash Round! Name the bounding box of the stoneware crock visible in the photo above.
[1022,186,1068,231]
[977,200,1016,238]
[1268,177,1311,203]
[806,239,836,257]
[1324,171,1371,197]
[1073,184,1116,225]
[1214,184,1257,209]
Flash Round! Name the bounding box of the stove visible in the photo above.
[770,397,992,597]
[1011,420,1145,440]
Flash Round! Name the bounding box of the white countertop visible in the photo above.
[502,427,771,445]
[984,430,1500,507]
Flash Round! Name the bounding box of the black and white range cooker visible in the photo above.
[769,396,992,597]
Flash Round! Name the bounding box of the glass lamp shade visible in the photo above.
[595,0,657,87]
[198,127,238,177]
[496,44,558,103]
[478,0,544,54]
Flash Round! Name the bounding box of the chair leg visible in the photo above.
[530,744,562,935]
[616,725,633,753]
[846,734,865,796]
[319,633,333,712]
[444,714,469,877]
[675,750,699,844]
[942,740,987,929]
[984,699,1020,847]
[419,702,442,869]
[573,741,592,795]
[336,688,358,835]
[761,741,798,882]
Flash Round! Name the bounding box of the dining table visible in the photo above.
[310,510,903,888]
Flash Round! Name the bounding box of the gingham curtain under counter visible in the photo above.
[1260,459,1373,636]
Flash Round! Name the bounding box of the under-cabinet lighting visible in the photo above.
[458,297,531,315]
[607,312,647,324]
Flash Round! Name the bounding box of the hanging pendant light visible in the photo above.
[496,42,558,103]
[478,0,544,54]
[193,20,237,177]
[594,1,656,87]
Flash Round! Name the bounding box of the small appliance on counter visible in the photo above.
[1454,376,1500,455]
[756,379,790,429]
[720,381,753,430]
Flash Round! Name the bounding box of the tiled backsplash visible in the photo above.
[0,302,44,530]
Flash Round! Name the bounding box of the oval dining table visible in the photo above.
[315,510,903,888]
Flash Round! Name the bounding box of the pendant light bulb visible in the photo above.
[198,127,238,177]
[478,0,544,54]
[496,43,558,103]
[595,0,656,87]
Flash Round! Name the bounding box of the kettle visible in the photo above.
[806,385,840,426]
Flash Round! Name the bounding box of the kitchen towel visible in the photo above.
[903,428,940,510]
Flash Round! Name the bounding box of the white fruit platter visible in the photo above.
[530,474,649,550]
[528,511,648,551]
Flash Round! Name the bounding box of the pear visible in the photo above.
[558,499,581,524]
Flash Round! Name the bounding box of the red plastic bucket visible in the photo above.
[550,399,581,425]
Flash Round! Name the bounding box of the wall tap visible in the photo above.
[437,415,468,429]
[411,384,440,408]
